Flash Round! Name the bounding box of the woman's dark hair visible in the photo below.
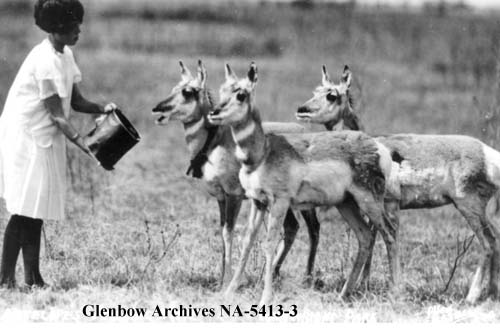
[34,0,84,34]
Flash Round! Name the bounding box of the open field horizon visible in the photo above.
[1,0,500,322]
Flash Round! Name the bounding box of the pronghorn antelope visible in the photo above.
[208,62,398,304]
[297,65,500,303]
[152,60,321,288]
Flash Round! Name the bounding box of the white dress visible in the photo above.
[0,38,82,221]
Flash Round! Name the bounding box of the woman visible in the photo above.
[0,0,115,288]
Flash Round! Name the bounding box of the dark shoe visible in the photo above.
[23,247,46,288]
[20,217,45,287]
[20,281,49,293]
[0,215,23,288]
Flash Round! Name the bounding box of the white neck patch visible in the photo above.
[233,120,256,143]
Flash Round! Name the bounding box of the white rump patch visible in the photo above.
[374,142,393,175]
[374,141,402,198]
[386,162,401,199]
[483,143,500,187]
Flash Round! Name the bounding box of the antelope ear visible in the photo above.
[322,65,331,85]
[179,60,193,81]
[225,63,237,82]
[247,62,258,85]
[341,65,352,88]
[197,59,207,88]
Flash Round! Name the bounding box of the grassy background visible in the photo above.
[1,0,500,322]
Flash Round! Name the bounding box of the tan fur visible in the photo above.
[152,61,322,290]
[209,63,398,305]
[297,65,500,303]
[241,131,386,207]
[378,134,496,207]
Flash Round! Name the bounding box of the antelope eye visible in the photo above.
[236,92,247,102]
[182,89,194,98]
[326,93,337,102]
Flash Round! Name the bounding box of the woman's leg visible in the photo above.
[0,215,23,287]
[19,216,45,287]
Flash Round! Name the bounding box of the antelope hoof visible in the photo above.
[338,286,354,302]
[465,297,480,306]
[338,291,349,302]
[259,294,273,306]
[272,272,283,285]
[487,286,499,301]
[465,291,482,305]
[223,282,239,299]
[220,271,233,288]
[301,275,313,289]
[223,289,236,301]
[218,281,228,292]
[358,279,370,292]
[218,275,225,291]
[387,284,404,302]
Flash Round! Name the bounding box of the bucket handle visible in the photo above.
[95,113,109,126]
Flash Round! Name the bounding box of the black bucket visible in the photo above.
[83,109,141,170]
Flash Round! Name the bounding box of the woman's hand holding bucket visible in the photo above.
[83,107,140,170]
[95,102,118,126]
[103,102,118,113]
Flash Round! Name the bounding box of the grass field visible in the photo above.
[1,0,500,322]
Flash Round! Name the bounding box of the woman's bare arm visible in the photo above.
[70,84,105,114]
[43,94,91,155]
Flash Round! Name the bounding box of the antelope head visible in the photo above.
[152,60,208,125]
[296,65,352,124]
[208,62,258,126]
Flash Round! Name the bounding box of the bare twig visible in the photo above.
[141,221,180,277]
[257,262,266,288]
[144,219,152,255]
[442,234,474,293]
[155,227,181,264]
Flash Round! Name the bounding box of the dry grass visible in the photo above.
[1,0,500,322]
